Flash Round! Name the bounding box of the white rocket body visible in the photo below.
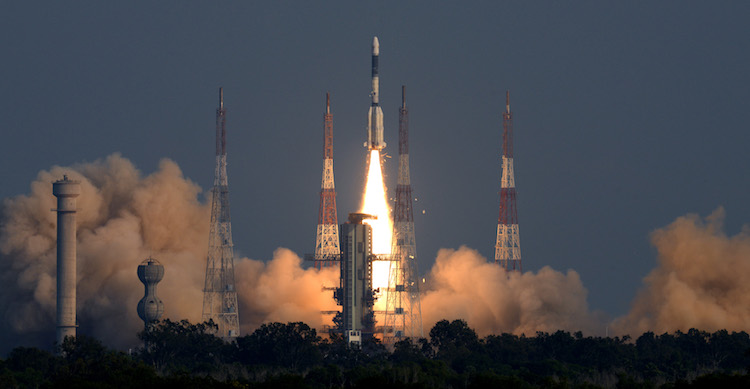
[365,37,385,150]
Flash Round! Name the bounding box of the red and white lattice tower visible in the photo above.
[384,86,423,343]
[202,87,240,339]
[495,91,522,271]
[314,93,340,269]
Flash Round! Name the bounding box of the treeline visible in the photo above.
[2,319,750,388]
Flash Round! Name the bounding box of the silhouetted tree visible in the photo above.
[236,321,322,369]
[136,319,226,374]
[429,319,482,373]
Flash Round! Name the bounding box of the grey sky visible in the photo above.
[1,2,749,319]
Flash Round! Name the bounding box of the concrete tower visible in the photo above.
[495,91,522,271]
[53,175,81,346]
[314,93,340,269]
[384,86,423,343]
[137,257,164,327]
[202,87,240,339]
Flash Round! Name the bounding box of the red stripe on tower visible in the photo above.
[495,90,522,271]
[314,93,340,269]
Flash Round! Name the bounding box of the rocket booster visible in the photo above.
[365,36,385,150]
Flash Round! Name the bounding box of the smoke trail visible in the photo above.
[0,154,338,353]
[612,208,750,335]
[420,246,605,336]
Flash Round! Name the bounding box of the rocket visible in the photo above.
[365,36,386,150]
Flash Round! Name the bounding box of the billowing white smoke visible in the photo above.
[4,155,750,354]
[0,154,337,353]
[612,208,750,336]
[235,248,339,335]
[421,246,604,336]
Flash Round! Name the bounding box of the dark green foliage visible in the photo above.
[467,371,530,389]
[236,321,322,369]
[667,372,750,388]
[0,346,57,388]
[54,335,158,388]
[429,319,482,373]
[136,318,227,374]
[306,364,344,388]
[391,338,428,364]
[429,319,481,356]
[0,335,157,389]
[3,321,750,388]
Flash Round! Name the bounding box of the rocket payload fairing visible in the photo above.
[365,36,386,150]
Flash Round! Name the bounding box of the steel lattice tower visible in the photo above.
[202,87,240,339]
[384,86,423,343]
[314,93,340,269]
[495,91,522,271]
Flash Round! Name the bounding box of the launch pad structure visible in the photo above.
[383,86,423,343]
[495,91,522,271]
[308,213,387,344]
[202,87,240,339]
[308,38,424,344]
[336,213,376,344]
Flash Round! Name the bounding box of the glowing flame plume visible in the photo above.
[361,150,393,311]
[362,150,393,254]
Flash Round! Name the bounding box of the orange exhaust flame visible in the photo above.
[361,149,393,314]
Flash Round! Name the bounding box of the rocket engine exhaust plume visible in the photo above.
[361,150,392,255]
[361,149,393,313]
[0,154,338,353]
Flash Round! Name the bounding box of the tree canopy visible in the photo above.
[2,320,750,388]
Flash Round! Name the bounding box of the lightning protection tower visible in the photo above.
[495,91,522,271]
[202,87,240,339]
[314,93,340,269]
[384,86,423,343]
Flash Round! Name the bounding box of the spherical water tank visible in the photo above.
[137,257,164,325]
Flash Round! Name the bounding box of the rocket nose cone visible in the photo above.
[372,36,379,56]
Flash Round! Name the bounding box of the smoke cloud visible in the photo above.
[420,246,604,336]
[612,208,750,336]
[0,154,337,353]
[235,249,339,335]
[4,155,750,353]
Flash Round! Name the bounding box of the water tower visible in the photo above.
[137,257,164,326]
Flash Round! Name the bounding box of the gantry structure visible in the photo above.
[202,87,240,339]
[384,86,423,343]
